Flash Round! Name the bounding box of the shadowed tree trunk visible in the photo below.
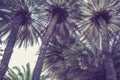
[0,0,47,80]
[32,15,58,80]
[103,54,117,80]
[101,21,117,80]
[0,21,20,80]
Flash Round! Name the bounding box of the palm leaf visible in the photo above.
[44,31,104,80]
[5,63,50,80]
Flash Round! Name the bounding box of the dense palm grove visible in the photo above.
[0,0,120,80]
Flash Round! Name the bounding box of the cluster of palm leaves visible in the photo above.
[4,63,50,80]
[0,0,120,80]
[44,30,120,80]
[44,32,103,80]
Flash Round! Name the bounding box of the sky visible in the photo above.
[0,42,41,69]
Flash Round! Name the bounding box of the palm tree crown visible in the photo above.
[76,0,120,43]
[32,0,80,80]
[0,0,48,47]
[44,33,104,80]
[40,0,80,37]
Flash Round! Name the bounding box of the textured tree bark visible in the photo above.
[102,23,117,80]
[103,55,117,80]
[0,24,19,80]
[32,15,58,80]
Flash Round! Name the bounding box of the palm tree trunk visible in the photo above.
[103,55,117,80]
[102,24,117,80]
[0,23,19,80]
[32,15,58,80]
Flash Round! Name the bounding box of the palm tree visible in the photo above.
[44,32,106,80]
[75,0,120,80]
[4,63,50,80]
[32,0,80,80]
[111,31,120,79]
[0,0,47,79]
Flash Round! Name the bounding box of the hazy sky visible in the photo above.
[1,43,41,69]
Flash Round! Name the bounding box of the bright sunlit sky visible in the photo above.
[0,42,41,69]
[10,45,40,68]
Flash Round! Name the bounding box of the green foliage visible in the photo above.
[44,32,105,80]
[0,0,48,48]
[0,0,119,80]
[5,63,31,80]
[5,63,50,80]
[76,0,120,46]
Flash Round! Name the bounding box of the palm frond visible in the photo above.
[76,0,120,44]
[0,0,48,48]
[44,32,104,80]
[38,0,81,38]
[5,63,31,80]
[5,63,50,80]
[0,47,4,63]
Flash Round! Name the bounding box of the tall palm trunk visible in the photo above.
[32,15,58,80]
[101,22,117,80]
[0,22,20,80]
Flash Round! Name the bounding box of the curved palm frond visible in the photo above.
[75,1,120,80]
[4,63,50,80]
[5,63,31,80]
[38,0,80,38]
[0,47,4,63]
[0,0,48,79]
[44,33,105,80]
[33,0,81,79]
[0,0,48,47]
[76,0,120,44]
